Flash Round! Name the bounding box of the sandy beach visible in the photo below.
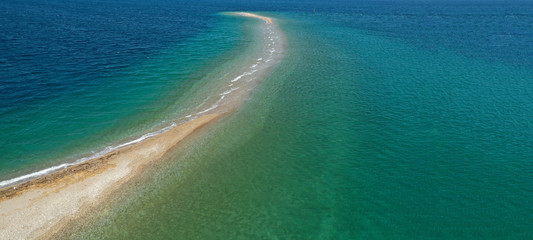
[0,114,221,239]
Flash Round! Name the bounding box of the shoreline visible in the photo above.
[0,12,281,239]
[0,121,179,190]
[0,113,223,239]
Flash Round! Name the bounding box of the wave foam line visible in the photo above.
[196,104,218,115]
[0,122,180,188]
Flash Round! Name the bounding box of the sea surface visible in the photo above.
[2,0,533,239]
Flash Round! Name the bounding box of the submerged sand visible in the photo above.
[0,12,280,240]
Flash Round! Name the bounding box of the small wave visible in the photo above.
[231,73,246,82]
[196,104,218,115]
[220,89,233,95]
[216,95,225,104]
[231,69,257,83]
[0,164,71,189]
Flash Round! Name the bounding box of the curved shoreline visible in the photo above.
[0,12,283,239]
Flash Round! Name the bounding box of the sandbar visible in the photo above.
[0,114,221,239]
[0,11,280,240]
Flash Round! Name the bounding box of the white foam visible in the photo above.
[220,89,233,95]
[231,73,245,82]
[232,69,259,83]
[0,164,69,188]
[196,104,218,115]
[215,95,225,104]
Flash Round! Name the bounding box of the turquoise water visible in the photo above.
[3,0,533,238]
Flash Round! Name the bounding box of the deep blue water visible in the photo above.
[1,0,211,108]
